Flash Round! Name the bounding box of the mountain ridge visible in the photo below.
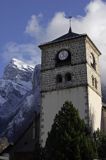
[0,58,40,143]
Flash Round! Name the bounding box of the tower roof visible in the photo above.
[39,16,86,47]
[49,15,85,44]
[50,31,85,44]
[39,30,101,56]
[39,31,86,47]
[39,23,101,55]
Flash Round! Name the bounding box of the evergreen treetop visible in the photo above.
[44,101,97,160]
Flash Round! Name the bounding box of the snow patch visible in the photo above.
[26,94,34,107]
[12,58,34,71]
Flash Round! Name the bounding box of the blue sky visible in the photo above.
[0,0,90,45]
[0,0,106,83]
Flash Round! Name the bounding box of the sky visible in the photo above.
[0,0,106,83]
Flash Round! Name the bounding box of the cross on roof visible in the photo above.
[67,16,72,33]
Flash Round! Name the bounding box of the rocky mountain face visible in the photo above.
[0,58,40,142]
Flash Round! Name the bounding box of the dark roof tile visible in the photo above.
[39,31,86,47]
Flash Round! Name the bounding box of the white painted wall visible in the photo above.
[88,87,102,131]
[40,86,88,147]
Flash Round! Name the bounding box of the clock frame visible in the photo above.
[55,49,71,67]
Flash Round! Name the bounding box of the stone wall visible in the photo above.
[41,64,87,92]
[41,37,88,92]
[41,37,86,71]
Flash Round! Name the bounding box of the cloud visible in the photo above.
[71,0,106,84]
[25,14,42,40]
[1,42,41,66]
[46,12,69,41]
[24,12,69,43]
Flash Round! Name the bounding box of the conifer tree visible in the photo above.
[44,101,97,160]
[94,130,106,159]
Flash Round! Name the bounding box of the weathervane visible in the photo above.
[67,16,72,33]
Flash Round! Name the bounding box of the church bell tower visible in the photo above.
[39,25,102,147]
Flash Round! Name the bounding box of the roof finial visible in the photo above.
[68,16,72,33]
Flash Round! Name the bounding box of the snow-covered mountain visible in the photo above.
[3,58,34,90]
[0,58,41,142]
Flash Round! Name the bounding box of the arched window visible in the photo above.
[65,73,72,82]
[95,78,98,89]
[56,74,62,83]
[90,53,96,70]
[92,75,95,86]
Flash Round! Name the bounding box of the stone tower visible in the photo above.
[39,27,102,147]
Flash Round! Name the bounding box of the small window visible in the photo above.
[56,74,62,83]
[92,76,98,89]
[65,73,72,82]
[90,53,96,70]
[95,78,98,89]
[92,76,95,86]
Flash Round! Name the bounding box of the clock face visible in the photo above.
[58,50,68,60]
